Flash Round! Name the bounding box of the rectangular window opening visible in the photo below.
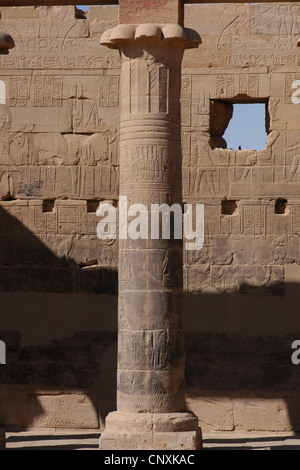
[210,99,269,151]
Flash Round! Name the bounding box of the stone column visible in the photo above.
[0,30,14,452]
[99,23,201,451]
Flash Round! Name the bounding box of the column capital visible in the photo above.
[101,23,200,119]
[100,23,200,52]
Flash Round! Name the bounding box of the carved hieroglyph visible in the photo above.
[99,23,201,450]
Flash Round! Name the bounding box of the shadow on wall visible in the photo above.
[184,286,300,432]
[1,206,300,432]
[0,205,118,429]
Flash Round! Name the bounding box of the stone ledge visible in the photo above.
[187,391,300,433]
[0,386,100,430]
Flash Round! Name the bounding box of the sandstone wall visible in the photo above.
[0,3,300,432]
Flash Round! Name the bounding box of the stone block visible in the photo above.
[100,431,153,450]
[88,5,118,21]
[234,397,292,432]
[0,386,99,429]
[1,7,39,20]
[152,412,199,432]
[186,394,234,432]
[152,431,201,450]
[119,0,184,25]
[102,410,153,433]
[99,411,202,450]
[10,105,73,134]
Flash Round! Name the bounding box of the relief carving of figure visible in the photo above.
[194,134,216,195]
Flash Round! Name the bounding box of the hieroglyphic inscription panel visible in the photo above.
[0,5,120,289]
[181,2,300,294]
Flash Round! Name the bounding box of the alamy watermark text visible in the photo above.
[96,197,204,251]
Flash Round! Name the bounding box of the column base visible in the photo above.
[0,428,5,449]
[99,411,202,450]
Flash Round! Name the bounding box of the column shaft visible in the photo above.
[99,24,201,451]
[118,37,185,412]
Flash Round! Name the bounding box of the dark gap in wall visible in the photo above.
[42,199,55,213]
[75,6,87,19]
[222,199,238,215]
[1,193,16,201]
[275,198,288,215]
[86,200,100,213]
[80,259,98,268]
